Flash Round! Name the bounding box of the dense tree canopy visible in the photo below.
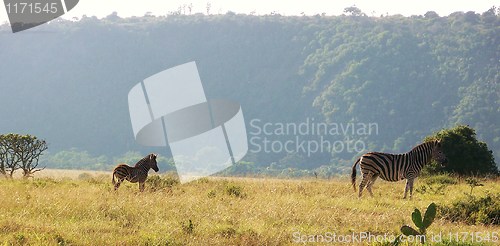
[424,125,498,175]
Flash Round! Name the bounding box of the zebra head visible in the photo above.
[149,153,159,172]
[432,141,448,167]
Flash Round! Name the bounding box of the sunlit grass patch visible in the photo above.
[0,172,498,245]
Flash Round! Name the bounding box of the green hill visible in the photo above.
[0,10,498,172]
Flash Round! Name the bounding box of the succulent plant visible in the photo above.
[392,203,437,245]
[399,203,436,244]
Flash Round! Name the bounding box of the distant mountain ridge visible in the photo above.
[0,11,498,171]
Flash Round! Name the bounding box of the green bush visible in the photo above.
[424,125,498,176]
[440,193,500,225]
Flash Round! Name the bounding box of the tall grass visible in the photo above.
[0,173,498,245]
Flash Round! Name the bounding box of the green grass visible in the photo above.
[0,174,499,245]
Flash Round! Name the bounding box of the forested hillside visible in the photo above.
[0,8,498,173]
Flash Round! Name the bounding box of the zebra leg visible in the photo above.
[403,179,414,199]
[139,182,145,192]
[358,172,372,198]
[408,178,415,199]
[114,178,124,190]
[366,174,379,197]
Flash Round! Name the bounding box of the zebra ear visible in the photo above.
[436,140,441,147]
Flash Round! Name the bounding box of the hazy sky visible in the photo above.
[1,0,498,23]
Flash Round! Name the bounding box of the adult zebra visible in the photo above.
[351,140,448,199]
[112,153,159,192]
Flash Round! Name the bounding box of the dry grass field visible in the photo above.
[0,170,499,245]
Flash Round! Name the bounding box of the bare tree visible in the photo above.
[15,135,48,178]
[0,134,47,178]
[0,134,21,178]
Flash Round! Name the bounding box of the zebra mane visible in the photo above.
[134,154,151,168]
[404,141,440,168]
[408,141,438,153]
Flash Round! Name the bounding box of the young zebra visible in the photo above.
[351,140,448,199]
[112,153,159,192]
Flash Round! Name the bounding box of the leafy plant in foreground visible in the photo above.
[393,203,437,245]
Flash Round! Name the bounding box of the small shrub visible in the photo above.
[140,234,181,246]
[415,184,447,195]
[54,234,68,245]
[216,226,237,238]
[416,175,457,195]
[207,190,216,198]
[464,177,484,195]
[146,174,179,191]
[423,174,458,185]
[78,173,93,180]
[238,229,261,245]
[181,220,194,234]
[13,233,27,245]
[225,184,246,198]
[440,193,500,225]
[30,178,58,188]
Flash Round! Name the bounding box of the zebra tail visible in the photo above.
[112,170,116,185]
[351,157,361,192]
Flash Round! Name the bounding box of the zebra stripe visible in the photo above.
[112,153,159,192]
[351,140,447,199]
